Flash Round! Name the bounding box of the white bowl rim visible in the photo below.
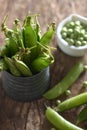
[57,14,87,50]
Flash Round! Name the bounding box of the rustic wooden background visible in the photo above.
[0,0,87,130]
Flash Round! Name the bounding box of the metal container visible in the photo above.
[1,67,50,102]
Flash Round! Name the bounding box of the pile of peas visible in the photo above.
[61,19,87,47]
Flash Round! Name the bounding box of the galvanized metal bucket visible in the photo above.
[1,67,50,102]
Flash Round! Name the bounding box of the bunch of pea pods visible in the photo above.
[0,13,55,76]
[44,62,87,130]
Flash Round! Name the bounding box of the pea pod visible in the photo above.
[0,44,9,57]
[46,107,84,130]
[43,62,84,99]
[1,18,19,57]
[4,57,21,76]
[57,92,87,112]
[5,36,19,57]
[76,106,87,125]
[13,58,32,76]
[30,52,54,74]
[22,15,37,61]
[40,23,55,46]
[1,17,23,56]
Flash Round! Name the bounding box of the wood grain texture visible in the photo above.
[0,0,87,130]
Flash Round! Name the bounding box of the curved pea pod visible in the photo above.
[57,92,87,112]
[22,16,37,61]
[1,18,19,57]
[4,57,21,76]
[46,107,84,130]
[76,106,87,125]
[43,62,84,99]
[0,44,10,57]
[30,52,54,74]
[5,37,19,57]
[13,58,32,76]
[40,23,55,46]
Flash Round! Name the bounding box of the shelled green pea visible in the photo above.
[61,19,87,47]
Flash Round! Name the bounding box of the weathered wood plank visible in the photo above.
[0,0,87,130]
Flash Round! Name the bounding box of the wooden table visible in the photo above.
[0,0,87,130]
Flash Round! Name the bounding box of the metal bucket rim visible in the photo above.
[2,67,49,79]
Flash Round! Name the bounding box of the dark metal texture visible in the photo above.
[2,67,50,101]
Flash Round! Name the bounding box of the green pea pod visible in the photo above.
[40,23,55,46]
[13,58,32,76]
[46,107,84,130]
[76,106,87,125]
[5,37,19,57]
[43,62,84,99]
[57,92,87,112]
[1,17,19,57]
[4,57,21,76]
[30,52,54,74]
[2,26,19,57]
[0,44,10,57]
[22,15,37,61]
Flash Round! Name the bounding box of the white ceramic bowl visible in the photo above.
[57,14,87,57]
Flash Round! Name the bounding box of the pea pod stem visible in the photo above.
[46,107,84,130]
[13,19,24,48]
[57,92,87,112]
[43,62,84,99]
[1,15,8,31]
